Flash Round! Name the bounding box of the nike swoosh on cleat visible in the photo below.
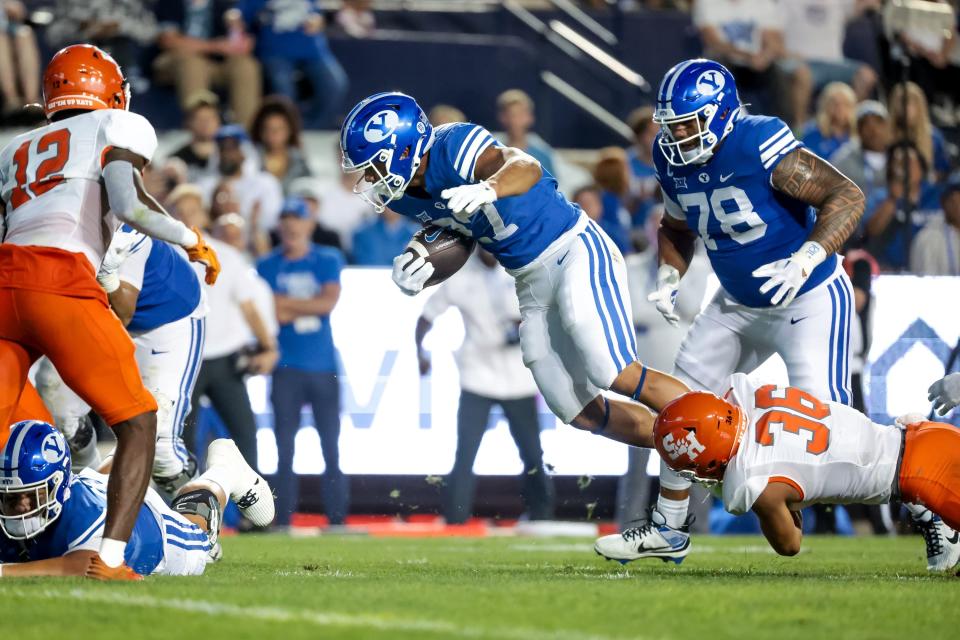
[947,531,960,544]
[557,250,570,266]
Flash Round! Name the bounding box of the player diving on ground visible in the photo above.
[0,420,274,578]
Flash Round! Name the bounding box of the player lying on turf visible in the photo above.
[595,373,960,571]
[0,420,274,579]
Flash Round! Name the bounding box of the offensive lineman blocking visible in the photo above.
[0,45,220,579]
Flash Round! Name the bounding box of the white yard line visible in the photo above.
[0,588,662,640]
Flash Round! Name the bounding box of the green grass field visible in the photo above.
[1,535,957,640]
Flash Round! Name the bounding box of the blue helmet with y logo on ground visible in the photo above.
[0,420,70,540]
[654,59,741,166]
[340,92,434,213]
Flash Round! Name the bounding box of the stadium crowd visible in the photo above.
[2,0,959,531]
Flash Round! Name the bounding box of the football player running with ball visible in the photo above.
[340,93,690,461]
[613,58,884,563]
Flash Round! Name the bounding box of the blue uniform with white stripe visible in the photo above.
[120,225,202,332]
[655,115,838,308]
[388,122,580,270]
[0,469,169,574]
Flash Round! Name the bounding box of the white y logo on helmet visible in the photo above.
[41,433,65,464]
[661,431,706,461]
[363,110,400,143]
[695,70,725,96]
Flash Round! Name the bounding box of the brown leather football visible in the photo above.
[402,225,476,287]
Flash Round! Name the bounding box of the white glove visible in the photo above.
[97,228,141,293]
[647,264,681,327]
[392,253,435,296]
[752,241,827,307]
[928,373,960,416]
[895,413,927,428]
[441,182,498,215]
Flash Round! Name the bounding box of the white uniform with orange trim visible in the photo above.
[721,372,902,515]
[0,109,157,269]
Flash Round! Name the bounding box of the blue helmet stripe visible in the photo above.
[5,421,37,478]
[664,59,698,105]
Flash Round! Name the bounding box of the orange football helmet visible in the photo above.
[653,391,746,481]
[42,44,129,118]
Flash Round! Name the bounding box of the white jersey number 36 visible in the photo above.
[678,186,766,250]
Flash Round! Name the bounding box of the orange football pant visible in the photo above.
[899,421,960,531]
[0,246,156,449]
[10,381,54,425]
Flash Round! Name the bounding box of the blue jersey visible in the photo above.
[0,469,164,574]
[119,226,203,333]
[655,115,838,308]
[388,123,581,270]
[257,245,344,373]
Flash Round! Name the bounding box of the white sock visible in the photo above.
[905,503,931,522]
[99,538,127,568]
[657,495,689,529]
[199,466,236,499]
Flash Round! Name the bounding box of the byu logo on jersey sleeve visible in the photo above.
[41,432,66,464]
[696,70,725,96]
[363,110,400,143]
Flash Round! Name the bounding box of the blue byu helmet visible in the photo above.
[654,59,741,166]
[340,92,434,212]
[0,421,70,540]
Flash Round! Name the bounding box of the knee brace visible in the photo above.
[171,487,222,547]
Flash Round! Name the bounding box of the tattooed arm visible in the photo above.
[771,148,866,255]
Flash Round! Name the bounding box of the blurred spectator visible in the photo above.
[831,100,891,200]
[625,107,661,229]
[0,1,39,121]
[212,212,250,253]
[429,104,466,126]
[257,199,348,527]
[170,185,279,471]
[888,81,952,180]
[863,142,942,271]
[170,91,223,182]
[284,180,343,250]
[47,0,157,89]
[142,157,188,207]
[780,0,879,115]
[617,213,711,530]
[199,124,284,256]
[573,185,603,223]
[239,0,349,128]
[910,180,960,275]
[496,90,557,177]
[350,208,420,266]
[591,148,634,255]
[416,250,554,524]
[897,0,958,119]
[801,82,857,160]
[307,160,375,252]
[154,2,261,127]
[335,0,375,38]
[250,95,313,191]
[692,0,806,127]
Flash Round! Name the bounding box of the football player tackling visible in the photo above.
[0,45,220,579]
[340,93,690,459]
[598,377,960,571]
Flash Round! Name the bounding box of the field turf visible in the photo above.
[1,534,957,639]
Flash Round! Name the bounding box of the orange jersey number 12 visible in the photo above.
[10,128,71,209]
[753,385,831,455]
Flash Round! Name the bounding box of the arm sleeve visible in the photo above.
[116,234,150,290]
[442,123,502,184]
[754,117,804,178]
[102,161,197,247]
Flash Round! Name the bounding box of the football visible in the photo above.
[402,225,477,287]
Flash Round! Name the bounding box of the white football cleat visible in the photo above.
[594,509,691,565]
[206,439,275,527]
[914,511,960,572]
